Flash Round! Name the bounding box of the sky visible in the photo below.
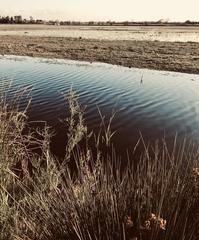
[0,0,199,22]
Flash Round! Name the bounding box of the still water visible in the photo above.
[1,25,199,42]
[0,55,199,158]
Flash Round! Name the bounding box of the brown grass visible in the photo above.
[0,87,199,240]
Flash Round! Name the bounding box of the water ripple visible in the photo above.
[1,56,199,156]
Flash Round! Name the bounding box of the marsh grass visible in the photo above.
[0,87,199,240]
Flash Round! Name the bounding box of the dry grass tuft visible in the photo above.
[0,87,199,240]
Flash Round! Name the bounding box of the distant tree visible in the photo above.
[185,20,191,24]
[123,21,129,26]
[5,16,10,23]
[29,16,35,24]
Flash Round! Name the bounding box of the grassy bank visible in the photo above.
[0,88,199,240]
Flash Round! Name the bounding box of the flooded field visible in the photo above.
[0,24,199,42]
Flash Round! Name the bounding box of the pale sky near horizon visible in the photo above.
[0,0,199,22]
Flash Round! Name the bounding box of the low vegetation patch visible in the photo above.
[0,87,199,240]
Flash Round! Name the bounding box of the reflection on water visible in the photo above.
[0,55,199,158]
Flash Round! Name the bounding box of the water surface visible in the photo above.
[0,25,199,42]
[0,55,199,158]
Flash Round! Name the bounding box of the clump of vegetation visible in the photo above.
[0,87,199,240]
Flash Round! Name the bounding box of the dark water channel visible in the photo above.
[1,56,199,160]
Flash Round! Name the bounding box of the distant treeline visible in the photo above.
[0,15,199,26]
[0,16,45,24]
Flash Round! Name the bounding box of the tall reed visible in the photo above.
[0,88,199,240]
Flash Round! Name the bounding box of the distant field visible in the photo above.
[0,24,199,42]
[0,24,199,73]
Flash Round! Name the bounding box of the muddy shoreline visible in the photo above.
[0,35,199,74]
